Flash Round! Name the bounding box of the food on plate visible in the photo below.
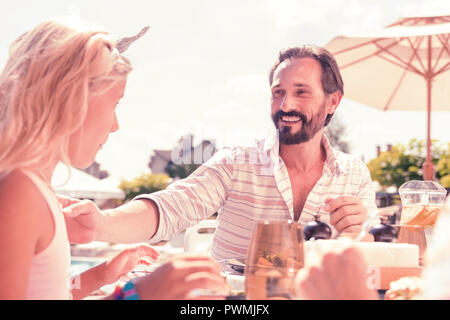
[385,276,424,300]
[255,251,303,269]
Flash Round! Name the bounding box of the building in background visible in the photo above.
[149,134,216,179]
[81,161,110,180]
[148,150,172,175]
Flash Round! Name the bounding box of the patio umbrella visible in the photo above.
[326,14,450,180]
[52,163,125,200]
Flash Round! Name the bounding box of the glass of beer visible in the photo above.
[245,220,304,300]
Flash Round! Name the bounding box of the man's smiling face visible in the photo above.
[270,57,331,145]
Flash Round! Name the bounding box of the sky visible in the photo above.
[1,0,450,180]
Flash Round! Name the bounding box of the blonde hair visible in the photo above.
[0,20,132,177]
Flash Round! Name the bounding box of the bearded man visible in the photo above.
[61,45,376,260]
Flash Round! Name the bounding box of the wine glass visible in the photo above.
[355,208,379,241]
[245,220,304,300]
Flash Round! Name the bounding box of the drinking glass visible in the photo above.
[399,180,447,227]
[245,220,304,300]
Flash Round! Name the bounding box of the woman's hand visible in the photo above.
[133,254,229,300]
[100,244,160,285]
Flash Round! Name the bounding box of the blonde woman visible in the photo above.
[0,20,227,300]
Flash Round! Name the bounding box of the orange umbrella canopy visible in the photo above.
[326,15,450,180]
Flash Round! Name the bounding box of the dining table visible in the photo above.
[82,234,423,300]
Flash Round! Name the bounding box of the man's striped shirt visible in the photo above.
[137,133,376,260]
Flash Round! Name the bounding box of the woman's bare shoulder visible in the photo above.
[0,170,53,298]
[0,170,49,223]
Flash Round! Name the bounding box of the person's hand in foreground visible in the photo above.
[57,195,103,243]
[295,242,378,300]
[101,244,160,284]
[131,254,230,300]
[71,244,160,300]
[324,196,368,233]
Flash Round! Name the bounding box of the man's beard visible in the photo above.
[272,107,326,145]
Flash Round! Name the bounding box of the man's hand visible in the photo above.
[56,195,103,243]
[324,196,368,233]
[56,194,81,210]
[295,243,378,300]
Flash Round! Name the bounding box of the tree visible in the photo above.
[164,136,216,180]
[324,115,350,153]
[367,139,450,189]
[119,173,170,202]
[436,143,450,188]
[165,162,200,180]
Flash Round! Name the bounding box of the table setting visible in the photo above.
[89,179,447,300]
[219,179,446,300]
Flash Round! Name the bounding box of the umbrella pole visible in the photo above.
[422,35,434,181]
[422,93,434,181]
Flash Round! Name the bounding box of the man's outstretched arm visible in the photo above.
[100,199,159,243]
[60,148,234,244]
[60,195,159,243]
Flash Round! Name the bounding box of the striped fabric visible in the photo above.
[137,132,376,260]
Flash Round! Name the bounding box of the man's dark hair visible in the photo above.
[269,45,344,126]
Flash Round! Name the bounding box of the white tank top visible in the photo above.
[22,169,72,300]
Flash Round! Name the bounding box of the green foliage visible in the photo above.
[324,115,351,153]
[440,175,450,188]
[165,162,200,179]
[119,173,170,202]
[367,139,450,189]
[436,143,450,188]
